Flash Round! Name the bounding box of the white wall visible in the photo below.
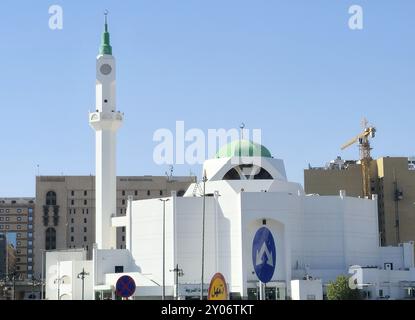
[291,280,323,300]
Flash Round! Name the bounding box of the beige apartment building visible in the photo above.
[33,175,195,278]
[305,156,415,247]
[0,198,35,280]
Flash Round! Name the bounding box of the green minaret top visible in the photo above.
[100,11,112,55]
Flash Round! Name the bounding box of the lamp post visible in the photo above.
[77,268,90,300]
[159,198,170,300]
[54,263,64,301]
[40,249,45,300]
[54,276,64,300]
[170,264,184,300]
[200,171,207,300]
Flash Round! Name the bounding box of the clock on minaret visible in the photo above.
[100,64,112,75]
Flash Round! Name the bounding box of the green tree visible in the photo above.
[326,275,363,300]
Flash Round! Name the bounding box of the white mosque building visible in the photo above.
[44,18,415,301]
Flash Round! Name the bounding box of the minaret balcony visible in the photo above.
[89,111,123,131]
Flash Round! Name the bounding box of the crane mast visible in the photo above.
[341,119,376,198]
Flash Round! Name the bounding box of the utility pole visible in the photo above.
[159,198,170,300]
[77,268,90,300]
[200,171,207,300]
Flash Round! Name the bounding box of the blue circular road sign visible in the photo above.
[252,227,276,284]
[116,275,136,298]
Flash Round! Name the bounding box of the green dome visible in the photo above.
[216,140,272,158]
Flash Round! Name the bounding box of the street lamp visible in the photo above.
[159,198,170,300]
[54,274,65,300]
[77,268,90,300]
[200,171,207,300]
[170,264,184,300]
[40,249,45,300]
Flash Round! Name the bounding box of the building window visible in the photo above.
[84,190,87,196]
[17,225,21,230]
[115,266,124,273]
[0,217,3,221]
[71,199,74,206]
[28,249,33,254]
[122,227,125,232]
[122,236,125,242]
[84,218,87,223]
[28,232,33,238]
[160,190,163,196]
[71,190,75,196]
[46,191,57,206]
[17,209,22,213]
[71,236,74,242]
[28,208,33,215]
[6,225,9,229]
[71,218,74,223]
[84,236,87,242]
[17,233,21,238]
[17,217,22,221]
[0,225,3,229]
[6,217,9,221]
[45,227,56,250]
[17,241,21,245]
[71,227,74,232]
[122,199,125,205]
[135,190,138,196]
[84,227,87,232]
[122,190,125,196]
[86,209,89,214]
[28,240,32,247]
[6,209,9,213]
[147,190,150,196]
[73,209,76,214]
[28,216,33,222]
[0,209,3,213]
[28,224,33,229]
[84,200,87,206]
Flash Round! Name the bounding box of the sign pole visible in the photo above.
[259,281,264,300]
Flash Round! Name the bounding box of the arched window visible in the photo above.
[46,191,57,206]
[45,227,56,250]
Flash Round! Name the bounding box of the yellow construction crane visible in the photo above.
[341,119,376,198]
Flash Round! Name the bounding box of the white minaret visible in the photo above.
[89,13,123,249]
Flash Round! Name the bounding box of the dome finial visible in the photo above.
[240,123,245,140]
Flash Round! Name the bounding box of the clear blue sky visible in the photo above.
[1,0,415,196]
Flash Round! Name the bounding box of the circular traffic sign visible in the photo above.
[116,275,136,298]
[252,227,276,284]
[208,273,228,300]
